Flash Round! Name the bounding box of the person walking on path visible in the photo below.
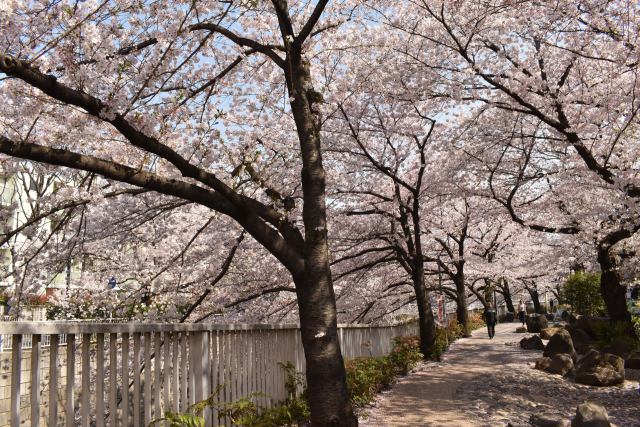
[518,300,526,326]
[485,303,497,339]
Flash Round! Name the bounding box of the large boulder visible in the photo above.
[526,314,549,333]
[545,313,555,321]
[541,327,561,340]
[547,353,574,376]
[574,349,625,386]
[569,328,594,355]
[521,335,545,350]
[543,329,576,360]
[571,402,610,427]
[535,357,552,371]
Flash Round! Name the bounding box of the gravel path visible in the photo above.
[359,322,640,426]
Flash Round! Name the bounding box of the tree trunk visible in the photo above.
[497,280,515,313]
[296,273,356,425]
[288,54,356,425]
[597,246,637,338]
[413,271,437,358]
[454,275,470,336]
[528,288,542,314]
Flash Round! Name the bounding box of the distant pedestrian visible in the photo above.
[485,303,497,339]
[549,299,554,311]
[518,300,526,326]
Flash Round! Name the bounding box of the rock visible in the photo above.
[520,335,545,350]
[571,402,610,427]
[625,351,640,369]
[526,314,549,333]
[535,357,552,371]
[545,313,555,321]
[543,329,576,360]
[569,328,594,355]
[541,327,561,340]
[574,349,625,386]
[530,414,569,427]
[547,353,574,376]
[516,326,527,333]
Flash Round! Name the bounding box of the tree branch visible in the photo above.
[0,136,305,277]
[189,23,285,68]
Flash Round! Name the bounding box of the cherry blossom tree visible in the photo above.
[0,1,365,423]
[385,0,640,335]
[327,92,439,355]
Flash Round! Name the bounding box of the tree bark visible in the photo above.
[497,280,515,313]
[410,194,436,357]
[296,273,355,425]
[527,288,542,314]
[413,269,437,357]
[496,279,516,313]
[597,245,637,338]
[288,51,356,425]
[454,275,470,336]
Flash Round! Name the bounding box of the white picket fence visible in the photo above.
[0,319,418,427]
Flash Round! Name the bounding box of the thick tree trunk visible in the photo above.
[296,273,356,425]
[528,288,542,314]
[413,271,437,358]
[597,246,636,338]
[502,281,515,313]
[289,54,356,425]
[454,275,470,336]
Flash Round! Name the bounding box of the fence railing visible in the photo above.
[0,319,418,427]
[0,318,130,352]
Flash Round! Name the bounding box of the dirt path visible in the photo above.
[359,323,640,427]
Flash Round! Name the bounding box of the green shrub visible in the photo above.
[254,398,310,427]
[149,385,224,427]
[151,365,310,427]
[389,335,423,375]
[429,317,486,361]
[594,321,640,353]
[432,328,450,361]
[218,362,310,426]
[429,320,462,361]
[216,392,310,427]
[218,395,261,426]
[345,335,422,408]
[560,271,605,316]
[346,356,396,408]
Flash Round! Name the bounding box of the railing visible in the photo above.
[0,318,128,351]
[0,319,418,427]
